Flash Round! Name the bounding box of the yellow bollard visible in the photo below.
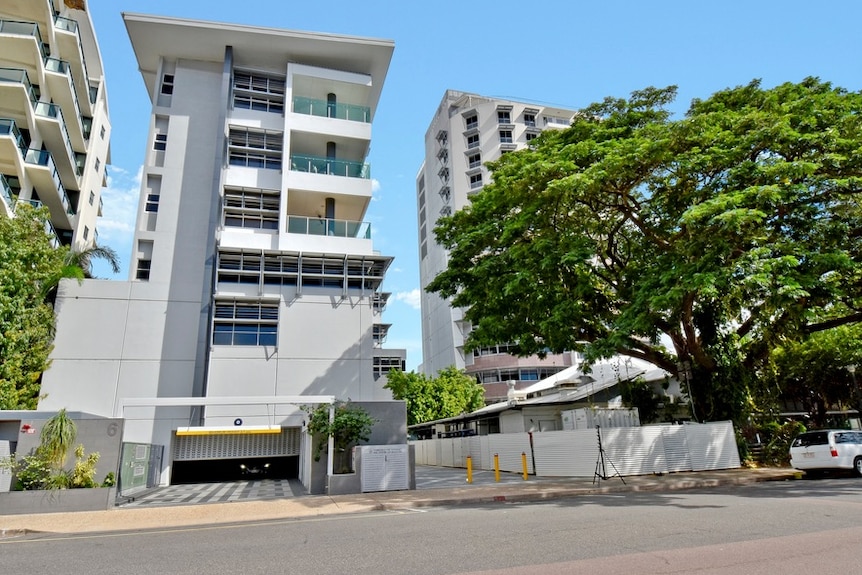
[494,453,500,482]
[466,455,473,484]
[522,452,528,480]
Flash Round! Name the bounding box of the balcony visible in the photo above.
[53,14,95,109]
[0,118,28,155]
[287,215,371,239]
[24,147,76,229]
[44,58,85,141]
[292,96,370,123]
[34,102,80,184]
[0,173,15,216]
[0,20,47,73]
[289,154,369,179]
[0,67,39,110]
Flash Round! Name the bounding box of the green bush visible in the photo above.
[304,402,376,464]
[761,421,807,467]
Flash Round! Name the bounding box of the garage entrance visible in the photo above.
[170,427,301,484]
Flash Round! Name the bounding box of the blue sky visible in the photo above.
[87,0,862,371]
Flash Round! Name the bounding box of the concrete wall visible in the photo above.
[0,487,117,515]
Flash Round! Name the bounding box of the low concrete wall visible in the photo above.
[0,487,117,516]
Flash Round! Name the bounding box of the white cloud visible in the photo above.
[98,164,141,241]
[393,288,421,310]
[90,164,141,278]
[371,178,381,202]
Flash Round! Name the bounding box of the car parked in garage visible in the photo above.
[790,430,862,476]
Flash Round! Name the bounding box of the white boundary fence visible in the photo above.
[411,421,740,477]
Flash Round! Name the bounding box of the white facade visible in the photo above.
[0,0,111,248]
[416,91,578,400]
[40,14,401,486]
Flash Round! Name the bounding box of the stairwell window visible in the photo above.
[160,74,174,95]
[153,133,167,151]
[145,192,160,213]
[136,259,151,281]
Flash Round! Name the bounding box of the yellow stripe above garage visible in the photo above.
[176,425,282,436]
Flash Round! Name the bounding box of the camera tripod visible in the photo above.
[593,425,625,485]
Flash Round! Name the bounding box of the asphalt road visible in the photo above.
[2,477,861,574]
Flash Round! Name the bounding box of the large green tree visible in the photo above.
[0,206,65,409]
[0,206,119,409]
[428,78,862,424]
[385,367,485,426]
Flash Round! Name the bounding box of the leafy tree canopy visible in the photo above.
[0,206,119,409]
[0,206,65,409]
[428,78,862,424]
[385,366,485,426]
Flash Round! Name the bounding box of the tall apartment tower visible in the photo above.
[40,14,404,488]
[417,91,579,402]
[0,0,111,248]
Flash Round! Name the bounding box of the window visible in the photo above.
[153,133,167,151]
[228,127,283,170]
[499,130,513,144]
[525,132,538,142]
[439,186,451,202]
[99,125,106,139]
[94,157,101,172]
[160,74,174,95]
[89,191,95,206]
[468,152,481,169]
[213,301,278,346]
[223,187,279,230]
[470,173,483,189]
[497,110,511,124]
[523,113,536,127]
[145,193,160,213]
[464,113,478,130]
[466,134,480,149]
[136,259,151,281]
[82,226,89,241]
[437,166,449,182]
[233,70,285,113]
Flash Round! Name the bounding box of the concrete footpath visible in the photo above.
[0,468,797,536]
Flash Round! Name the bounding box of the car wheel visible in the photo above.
[854,457,862,478]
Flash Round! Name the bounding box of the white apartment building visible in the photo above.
[417,91,580,402]
[39,14,405,491]
[0,0,110,248]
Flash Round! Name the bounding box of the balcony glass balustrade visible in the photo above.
[0,173,14,210]
[0,67,38,105]
[0,20,47,60]
[0,118,27,154]
[54,15,94,105]
[287,215,371,239]
[292,96,371,123]
[289,154,370,179]
[45,58,83,123]
[25,148,75,215]
[35,102,78,175]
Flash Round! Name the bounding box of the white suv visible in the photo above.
[790,430,862,476]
